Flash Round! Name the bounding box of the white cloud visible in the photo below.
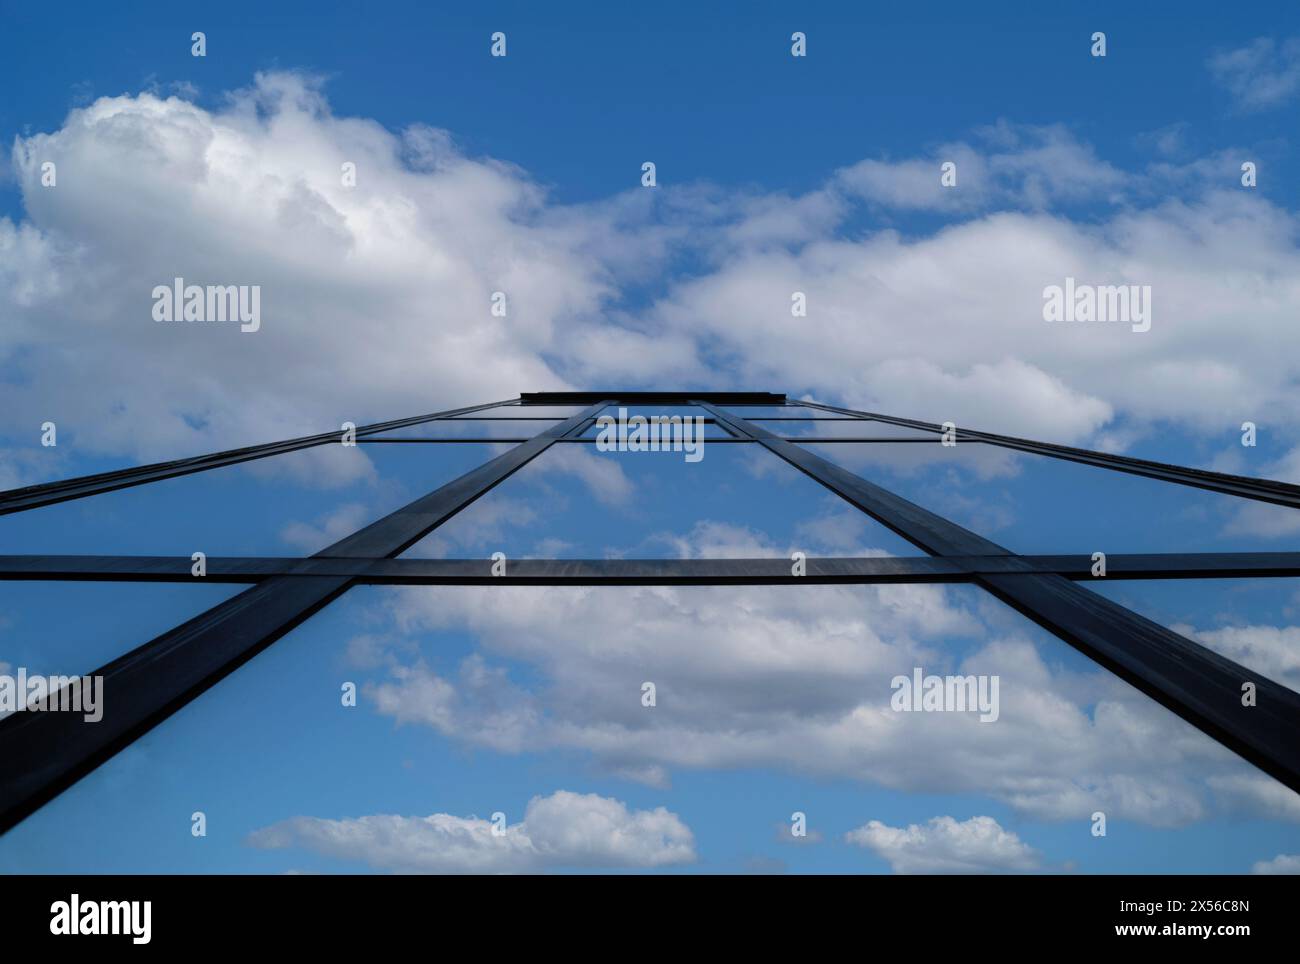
[5,74,1300,848]
[367,652,541,752]
[835,123,1126,212]
[1207,773,1300,822]
[1208,37,1300,111]
[8,83,1300,481]
[845,814,1041,874]
[625,187,1300,442]
[403,495,540,558]
[247,789,695,873]
[1223,444,1300,539]
[2,73,621,482]
[7,77,1300,831]
[529,444,635,507]
[1252,852,1300,874]
[279,502,372,554]
[1180,624,1300,694]
[348,517,1282,828]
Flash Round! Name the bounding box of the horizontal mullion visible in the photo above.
[764,437,957,443]
[5,552,1300,584]
[359,437,755,444]
[355,437,956,444]
[359,437,536,443]
[0,555,965,584]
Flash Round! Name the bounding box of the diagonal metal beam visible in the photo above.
[0,401,610,835]
[699,403,1005,556]
[795,398,1300,510]
[0,397,519,516]
[697,401,1300,796]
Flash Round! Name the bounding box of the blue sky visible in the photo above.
[2,0,1300,873]
[5,0,1300,210]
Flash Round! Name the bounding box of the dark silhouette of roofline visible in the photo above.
[520,391,786,405]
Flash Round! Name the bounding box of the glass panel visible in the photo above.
[0,440,134,489]
[578,418,733,440]
[1068,422,1292,481]
[399,440,922,559]
[768,419,939,440]
[0,443,503,556]
[462,405,585,419]
[799,441,1296,555]
[592,405,708,420]
[713,405,842,419]
[0,582,245,690]
[366,420,553,440]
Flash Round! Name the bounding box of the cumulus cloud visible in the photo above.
[2,72,624,481]
[845,814,1041,874]
[8,78,1300,487]
[247,789,695,873]
[625,186,1300,443]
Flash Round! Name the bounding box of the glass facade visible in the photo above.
[2,390,1298,874]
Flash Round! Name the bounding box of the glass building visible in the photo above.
[2,390,1298,873]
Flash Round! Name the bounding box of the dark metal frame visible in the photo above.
[1,390,1298,834]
